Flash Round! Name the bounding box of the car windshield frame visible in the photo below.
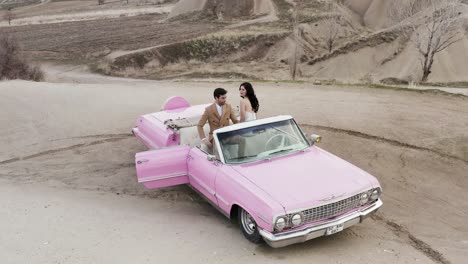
[214,118,310,165]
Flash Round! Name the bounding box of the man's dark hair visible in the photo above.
[213,88,227,98]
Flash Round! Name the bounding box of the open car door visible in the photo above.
[135,145,190,189]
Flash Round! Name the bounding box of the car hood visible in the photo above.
[232,147,379,211]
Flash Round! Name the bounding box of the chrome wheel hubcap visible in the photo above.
[241,209,256,235]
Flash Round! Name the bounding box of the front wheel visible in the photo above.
[238,207,263,244]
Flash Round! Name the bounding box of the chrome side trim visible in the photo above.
[188,175,216,196]
[259,199,382,248]
[138,173,187,183]
[139,172,231,219]
[187,185,230,219]
[215,193,229,206]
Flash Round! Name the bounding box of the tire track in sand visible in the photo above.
[372,214,451,264]
[2,125,465,165]
[300,124,467,164]
[0,134,132,166]
[0,128,457,263]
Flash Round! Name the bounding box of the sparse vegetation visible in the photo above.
[271,0,294,23]
[389,0,465,82]
[150,71,258,80]
[1,0,467,85]
[170,35,261,61]
[422,81,468,88]
[203,0,255,20]
[308,30,400,65]
[290,0,303,80]
[0,14,218,61]
[380,37,409,65]
[0,36,44,82]
[0,0,40,9]
[323,2,342,53]
[323,80,467,97]
[110,33,288,72]
[4,8,16,26]
[380,77,410,85]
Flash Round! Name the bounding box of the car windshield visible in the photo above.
[217,119,309,164]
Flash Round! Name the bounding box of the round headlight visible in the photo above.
[359,192,369,205]
[275,217,287,231]
[291,213,303,227]
[370,189,380,200]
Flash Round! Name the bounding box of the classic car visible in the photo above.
[132,96,383,248]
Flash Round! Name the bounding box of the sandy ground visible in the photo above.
[0,67,467,264]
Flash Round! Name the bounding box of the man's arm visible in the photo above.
[230,105,239,124]
[198,108,209,140]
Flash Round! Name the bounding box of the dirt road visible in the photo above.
[0,69,467,263]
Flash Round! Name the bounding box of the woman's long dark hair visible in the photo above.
[240,82,259,113]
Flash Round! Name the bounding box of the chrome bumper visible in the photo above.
[259,199,383,248]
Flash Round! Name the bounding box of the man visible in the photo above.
[198,88,239,149]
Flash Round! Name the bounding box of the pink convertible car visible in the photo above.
[132,97,383,248]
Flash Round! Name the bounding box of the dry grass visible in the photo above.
[0,0,40,9]
[105,32,288,77]
[271,0,293,22]
[1,6,171,26]
[307,29,401,65]
[0,35,44,81]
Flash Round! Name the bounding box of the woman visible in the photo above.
[239,82,259,122]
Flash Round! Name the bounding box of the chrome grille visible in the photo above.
[289,193,361,224]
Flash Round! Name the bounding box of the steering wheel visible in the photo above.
[265,134,287,151]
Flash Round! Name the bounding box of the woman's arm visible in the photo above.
[239,99,246,122]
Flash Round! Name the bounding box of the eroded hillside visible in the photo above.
[1,0,467,84]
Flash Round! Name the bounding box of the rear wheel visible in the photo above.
[238,207,263,244]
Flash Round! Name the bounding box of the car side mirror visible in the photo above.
[207,154,216,161]
[310,134,322,146]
